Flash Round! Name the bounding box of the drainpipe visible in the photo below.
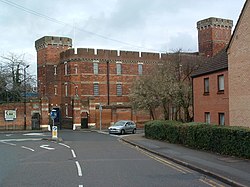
[107,60,110,105]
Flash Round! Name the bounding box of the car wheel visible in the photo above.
[121,129,125,135]
[132,129,136,134]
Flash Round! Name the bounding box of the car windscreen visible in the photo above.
[113,121,126,126]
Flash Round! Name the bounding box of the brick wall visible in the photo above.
[0,100,44,130]
[193,70,229,125]
[228,0,250,127]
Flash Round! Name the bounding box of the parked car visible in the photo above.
[108,120,136,135]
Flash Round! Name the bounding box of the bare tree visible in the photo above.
[0,53,35,103]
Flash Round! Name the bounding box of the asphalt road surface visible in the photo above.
[0,130,229,187]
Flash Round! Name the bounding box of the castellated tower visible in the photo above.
[35,36,72,105]
[197,17,233,57]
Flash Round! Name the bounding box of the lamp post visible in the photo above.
[24,65,30,130]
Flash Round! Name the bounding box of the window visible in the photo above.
[64,62,68,75]
[138,64,143,75]
[54,86,57,95]
[219,113,225,125]
[117,83,122,96]
[75,87,78,96]
[218,75,224,92]
[116,63,122,75]
[205,112,210,124]
[93,83,99,96]
[204,78,209,94]
[93,63,98,74]
[65,104,68,117]
[54,65,57,75]
[65,84,68,96]
[74,65,78,74]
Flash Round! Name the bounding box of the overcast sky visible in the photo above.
[0,0,246,74]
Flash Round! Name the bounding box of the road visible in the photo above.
[0,130,229,187]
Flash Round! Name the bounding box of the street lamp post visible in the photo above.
[24,65,30,130]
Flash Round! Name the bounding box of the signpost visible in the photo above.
[50,109,58,139]
[99,104,102,131]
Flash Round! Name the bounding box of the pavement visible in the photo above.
[121,133,250,187]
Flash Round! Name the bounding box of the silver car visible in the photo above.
[108,120,136,135]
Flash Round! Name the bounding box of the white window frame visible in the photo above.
[219,113,225,125]
[74,65,78,75]
[116,83,122,96]
[93,82,99,96]
[204,78,209,93]
[54,85,58,95]
[218,75,224,91]
[93,62,99,74]
[205,112,210,124]
[116,62,122,75]
[54,65,57,75]
[138,63,143,75]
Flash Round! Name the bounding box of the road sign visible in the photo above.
[5,110,16,121]
[52,126,58,139]
[50,109,57,120]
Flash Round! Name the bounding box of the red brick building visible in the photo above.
[192,50,229,125]
[34,16,235,129]
[192,17,233,125]
[35,36,170,129]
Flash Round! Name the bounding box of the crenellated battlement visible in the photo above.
[60,48,161,62]
[35,36,72,51]
[197,17,233,30]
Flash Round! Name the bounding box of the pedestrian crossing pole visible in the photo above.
[50,109,58,139]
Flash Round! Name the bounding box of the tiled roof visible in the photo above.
[191,49,228,78]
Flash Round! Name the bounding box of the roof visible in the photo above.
[191,49,228,78]
[227,0,249,51]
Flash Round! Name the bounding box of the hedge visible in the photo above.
[145,120,250,159]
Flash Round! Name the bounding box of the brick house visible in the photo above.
[228,0,250,127]
[192,0,250,127]
[192,17,233,125]
[192,50,229,125]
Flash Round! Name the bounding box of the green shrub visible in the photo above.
[144,121,250,159]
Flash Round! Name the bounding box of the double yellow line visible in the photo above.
[136,146,192,174]
[121,139,225,187]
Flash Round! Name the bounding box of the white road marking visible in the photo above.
[5,134,13,137]
[79,185,83,187]
[21,146,35,152]
[58,143,70,148]
[75,161,82,176]
[0,141,16,146]
[23,133,49,136]
[71,149,76,158]
[0,138,42,142]
[40,145,55,150]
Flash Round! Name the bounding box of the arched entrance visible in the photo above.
[31,112,40,130]
[81,111,89,129]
